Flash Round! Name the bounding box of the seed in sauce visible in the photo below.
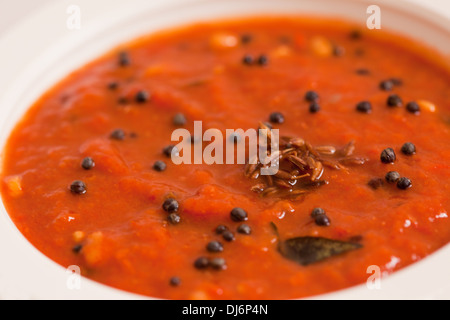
[242,55,254,65]
[309,102,321,113]
[401,142,416,156]
[70,180,87,195]
[210,257,227,270]
[387,94,403,107]
[257,55,269,66]
[305,90,319,102]
[385,171,401,183]
[118,51,130,66]
[379,80,394,91]
[168,213,181,225]
[153,160,167,172]
[310,207,325,217]
[380,148,396,164]
[397,177,412,190]
[135,90,150,103]
[206,241,224,253]
[215,225,228,235]
[240,34,253,44]
[110,129,126,140]
[356,101,372,113]
[269,112,285,124]
[310,207,331,226]
[169,276,181,287]
[193,257,209,269]
[406,101,420,114]
[81,157,95,170]
[237,224,252,235]
[72,244,83,254]
[314,214,331,227]
[222,230,235,242]
[230,207,248,222]
[368,178,384,190]
[173,113,187,126]
[162,198,179,213]
[349,29,362,40]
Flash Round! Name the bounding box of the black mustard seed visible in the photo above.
[194,257,209,269]
[379,80,394,91]
[206,241,223,253]
[162,198,179,213]
[314,214,331,227]
[168,213,181,225]
[356,101,372,113]
[215,225,228,235]
[169,276,181,287]
[385,171,401,183]
[237,224,252,235]
[380,148,396,163]
[81,157,95,170]
[368,178,384,190]
[401,142,416,156]
[309,102,320,113]
[397,177,412,190]
[406,101,420,114]
[110,129,125,140]
[135,90,150,103]
[153,160,167,172]
[173,113,187,126]
[305,90,319,102]
[222,231,235,242]
[70,180,87,195]
[210,257,227,270]
[387,94,403,107]
[310,207,326,218]
[269,112,285,124]
[230,207,248,222]
[118,51,130,66]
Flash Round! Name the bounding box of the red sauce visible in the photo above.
[1,17,450,299]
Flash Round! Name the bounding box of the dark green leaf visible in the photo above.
[278,236,362,266]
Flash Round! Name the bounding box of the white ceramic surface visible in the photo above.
[0,0,449,299]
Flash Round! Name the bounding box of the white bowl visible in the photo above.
[0,0,449,299]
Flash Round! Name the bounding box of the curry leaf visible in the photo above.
[278,236,363,266]
[270,221,363,266]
